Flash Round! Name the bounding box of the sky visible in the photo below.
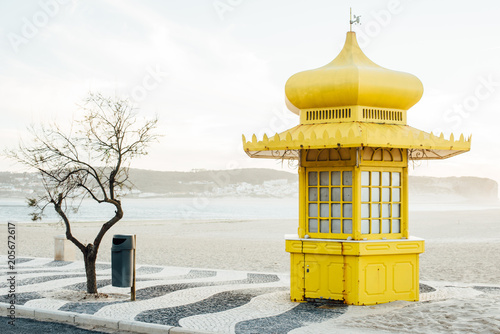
[1,0,499,186]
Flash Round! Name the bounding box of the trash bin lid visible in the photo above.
[111,234,136,250]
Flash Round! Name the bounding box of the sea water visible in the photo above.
[0,197,299,223]
[1,197,498,223]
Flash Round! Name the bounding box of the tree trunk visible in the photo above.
[83,250,97,294]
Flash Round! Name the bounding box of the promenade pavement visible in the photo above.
[1,255,493,334]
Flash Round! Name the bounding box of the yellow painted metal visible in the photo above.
[360,147,407,167]
[242,25,470,306]
[288,238,424,256]
[298,166,307,238]
[243,122,471,161]
[357,166,406,241]
[286,237,424,304]
[287,239,306,302]
[301,147,356,168]
[289,251,306,302]
[304,253,345,300]
[402,167,410,239]
[285,239,304,253]
[299,105,407,125]
[352,163,361,240]
[290,147,415,304]
[300,156,406,241]
[304,166,356,239]
[285,32,423,112]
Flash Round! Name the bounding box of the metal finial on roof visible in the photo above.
[349,8,361,32]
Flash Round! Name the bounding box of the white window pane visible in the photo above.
[382,204,390,217]
[361,187,370,202]
[371,188,380,202]
[392,172,400,186]
[331,171,341,186]
[371,219,380,234]
[309,219,318,233]
[393,204,400,218]
[320,187,329,201]
[372,172,380,186]
[320,219,329,233]
[382,172,390,186]
[372,203,380,218]
[343,171,352,186]
[308,188,317,201]
[362,204,370,218]
[382,219,390,233]
[361,220,370,234]
[392,188,400,202]
[331,203,341,217]
[382,188,390,202]
[320,203,329,217]
[343,187,352,201]
[343,203,353,218]
[331,188,341,201]
[331,219,341,233]
[361,171,370,186]
[320,171,329,185]
[343,219,353,234]
[392,219,401,233]
[309,172,317,186]
[309,203,318,217]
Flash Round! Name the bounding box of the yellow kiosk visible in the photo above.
[243,30,471,305]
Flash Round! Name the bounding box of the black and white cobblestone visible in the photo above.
[136,287,287,327]
[1,255,496,334]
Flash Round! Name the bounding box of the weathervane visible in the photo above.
[349,8,361,31]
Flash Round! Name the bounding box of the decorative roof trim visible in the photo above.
[242,123,470,161]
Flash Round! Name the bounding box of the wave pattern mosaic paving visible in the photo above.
[1,256,499,333]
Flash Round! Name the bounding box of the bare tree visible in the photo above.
[7,93,159,293]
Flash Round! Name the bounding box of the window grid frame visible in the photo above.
[306,167,354,238]
[360,168,404,238]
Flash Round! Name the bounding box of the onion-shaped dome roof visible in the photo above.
[285,32,423,114]
[242,31,470,161]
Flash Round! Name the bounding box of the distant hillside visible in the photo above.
[409,176,499,203]
[0,169,498,202]
[127,168,298,197]
[0,168,298,198]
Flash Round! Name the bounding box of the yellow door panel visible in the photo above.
[365,263,387,295]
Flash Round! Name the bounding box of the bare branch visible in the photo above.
[4,92,160,294]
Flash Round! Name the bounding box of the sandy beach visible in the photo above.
[6,208,500,284]
[2,207,500,333]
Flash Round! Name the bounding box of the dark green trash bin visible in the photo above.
[111,234,135,287]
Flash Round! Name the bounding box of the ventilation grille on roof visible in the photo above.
[306,108,352,121]
[363,109,403,122]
